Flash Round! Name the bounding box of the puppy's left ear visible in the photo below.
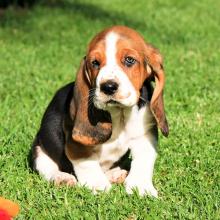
[144,43,169,137]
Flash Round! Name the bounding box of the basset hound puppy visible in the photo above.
[31,26,169,197]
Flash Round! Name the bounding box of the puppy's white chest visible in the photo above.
[99,111,128,171]
[99,105,153,171]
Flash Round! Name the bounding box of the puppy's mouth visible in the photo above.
[106,99,120,105]
[105,99,124,108]
[93,97,124,110]
[93,90,139,110]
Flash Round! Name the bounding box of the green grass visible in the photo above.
[0,0,220,219]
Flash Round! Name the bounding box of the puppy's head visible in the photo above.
[72,26,169,146]
[85,27,151,109]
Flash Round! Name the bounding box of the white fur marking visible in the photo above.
[94,32,138,109]
[99,109,128,171]
[71,159,111,192]
[35,146,76,185]
[99,104,158,197]
[125,135,158,197]
[105,32,118,69]
[35,146,59,181]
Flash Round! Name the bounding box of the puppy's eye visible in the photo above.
[124,56,136,67]
[91,60,100,69]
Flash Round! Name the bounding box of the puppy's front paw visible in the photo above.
[105,167,128,184]
[79,175,111,193]
[125,177,158,197]
[52,172,77,186]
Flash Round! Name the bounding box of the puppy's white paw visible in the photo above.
[125,177,158,197]
[52,172,77,186]
[79,175,111,193]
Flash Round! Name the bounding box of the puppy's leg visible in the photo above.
[125,136,158,197]
[34,146,77,186]
[105,167,128,184]
[71,158,111,192]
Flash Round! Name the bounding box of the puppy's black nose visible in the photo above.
[100,80,119,95]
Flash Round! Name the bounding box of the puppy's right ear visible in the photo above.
[70,58,112,146]
[144,44,169,137]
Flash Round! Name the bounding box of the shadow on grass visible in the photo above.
[42,0,146,28]
[0,0,36,8]
[0,0,146,29]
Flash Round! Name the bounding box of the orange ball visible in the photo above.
[0,197,20,218]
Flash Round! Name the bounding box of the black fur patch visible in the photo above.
[31,83,75,173]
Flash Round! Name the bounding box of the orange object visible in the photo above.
[0,209,11,220]
[0,197,19,218]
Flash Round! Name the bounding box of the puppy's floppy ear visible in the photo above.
[144,44,169,137]
[70,58,112,146]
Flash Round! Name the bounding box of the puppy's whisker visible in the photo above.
[139,96,150,104]
[139,96,146,102]
[81,92,94,102]
[80,93,95,115]
[89,88,96,92]
[80,88,95,101]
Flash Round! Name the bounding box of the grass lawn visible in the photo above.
[0,0,219,219]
